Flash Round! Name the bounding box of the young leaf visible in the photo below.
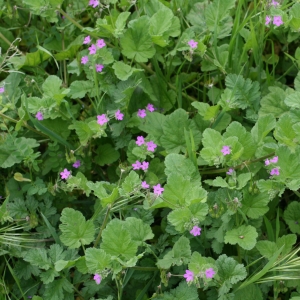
[23,248,51,270]
[85,248,111,273]
[59,208,95,248]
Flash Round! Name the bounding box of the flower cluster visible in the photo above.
[135,136,157,152]
[265,15,283,26]
[137,103,156,118]
[265,156,280,176]
[183,267,216,283]
[221,145,231,156]
[81,35,106,72]
[141,181,164,195]
[132,160,149,171]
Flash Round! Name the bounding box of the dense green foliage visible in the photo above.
[1,0,300,299]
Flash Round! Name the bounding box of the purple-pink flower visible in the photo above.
[146,141,157,152]
[146,103,155,112]
[136,136,145,146]
[35,111,43,121]
[60,168,71,180]
[93,273,102,284]
[83,36,91,44]
[270,168,280,176]
[96,64,104,72]
[190,226,201,236]
[226,168,234,175]
[221,146,231,156]
[188,40,198,49]
[88,44,97,55]
[97,114,109,125]
[141,161,149,171]
[97,39,106,48]
[81,56,89,65]
[153,184,164,195]
[273,16,283,26]
[270,156,278,163]
[73,160,81,168]
[183,270,194,282]
[205,268,216,279]
[115,109,124,120]
[89,0,99,8]
[265,159,270,166]
[265,15,271,25]
[132,161,142,170]
[141,181,150,189]
[0,87,4,93]
[137,109,147,118]
[271,0,279,6]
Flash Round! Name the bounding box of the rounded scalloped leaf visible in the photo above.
[283,201,300,234]
[224,225,258,250]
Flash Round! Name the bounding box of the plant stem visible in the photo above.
[93,205,111,248]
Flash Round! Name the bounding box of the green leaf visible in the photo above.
[10,49,51,69]
[241,190,270,219]
[189,252,215,275]
[113,61,135,81]
[59,208,95,248]
[277,146,300,180]
[120,171,141,196]
[163,174,207,208]
[259,87,289,118]
[251,114,276,145]
[68,81,94,99]
[24,248,51,270]
[256,241,278,259]
[205,0,236,39]
[67,172,91,196]
[160,109,201,154]
[114,12,131,37]
[164,153,200,183]
[101,219,138,260]
[120,16,156,62]
[283,201,300,234]
[234,284,263,300]
[95,144,120,166]
[40,268,59,284]
[156,236,191,269]
[44,278,73,300]
[153,281,199,300]
[42,75,68,104]
[85,248,111,273]
[216,254,247,295]
[123,217,154,245]
[224,225,258,250]
[274,113,297,149]
[68,121,93,146]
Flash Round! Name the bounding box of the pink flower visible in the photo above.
[96,64,104,72]
[93,273,102,285]
[89,0,99,8]
[153,184,164,195]
[271,0,279,6]
[265,159,270,166]
[146,103,155,112]
[81,56,89,65]
[0,87,4,93]
[73,160,81,168]
[226,168,234,175]
[270,156,278,163]
[183,270,194,282]
[188,40,198,49]
[132,161,142,170]
[83,36,91,44]
[221,146,231,155]
[273,16,283,26]
[205,268,216,279]
[35,111,43,120]
[270,168,280,176]
[146,141,157,152]
[115,110,124,120]
[141,161,149,171]
[190,226,201,236]
[60,168,71,180]
[97,114,109,125]
[97,39,106,48]
[137,109,147,118]
[89,44,97,55]
[141,181,150,189]
[265,15,271,25]
[136,136,145,146]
